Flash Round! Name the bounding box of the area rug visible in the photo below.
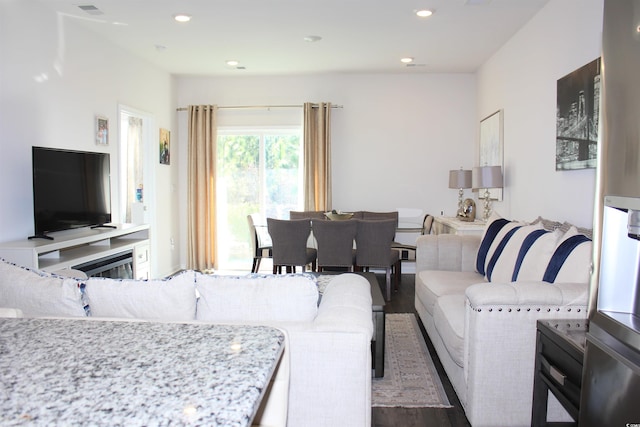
[372,313,452,408]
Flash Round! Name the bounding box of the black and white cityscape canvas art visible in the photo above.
[556,58,601,170]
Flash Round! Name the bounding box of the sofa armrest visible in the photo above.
[465,281,588,309]
[416,234,481,274]
[461,281,588,426]
[313,273,373,337]
[285,273,373,427]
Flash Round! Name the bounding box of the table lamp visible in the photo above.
[449,168,472,215]
[472,165,503,221]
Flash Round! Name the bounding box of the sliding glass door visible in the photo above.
[216,128,302,271]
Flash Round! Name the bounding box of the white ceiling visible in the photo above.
[39,0,549,76]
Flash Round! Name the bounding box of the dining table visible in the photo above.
[0,317,285,427]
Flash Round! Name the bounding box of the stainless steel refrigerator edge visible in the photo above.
[580,1,640,425]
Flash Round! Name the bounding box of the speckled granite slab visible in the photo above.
[0,318,285,426]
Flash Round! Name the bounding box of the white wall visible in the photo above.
[0,0,180,278]
[176,73,477,267]
[477,0,604,228]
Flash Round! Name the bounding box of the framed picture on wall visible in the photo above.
[159,128,170,165]
[95,116,109,146]
[555,58,600,170]
[479,109,503,201]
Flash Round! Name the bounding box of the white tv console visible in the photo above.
[0,223,150,280]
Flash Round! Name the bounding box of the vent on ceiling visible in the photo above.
[78,5,104,15]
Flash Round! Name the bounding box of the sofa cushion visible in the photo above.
[543,226,592,284]
[486,223,544,283]
[84,271,197,321]
[0,259,86,318]
[416,270,484,316]
[432,294,466,368]
[195,273,319,323]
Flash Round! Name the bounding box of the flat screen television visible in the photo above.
[31,146,112,239]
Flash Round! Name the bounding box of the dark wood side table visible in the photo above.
[531,319,588,426]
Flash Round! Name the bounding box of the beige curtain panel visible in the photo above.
[187,105,218,272]
[303,102,332,211]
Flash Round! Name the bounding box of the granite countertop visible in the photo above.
[0,318,285,426]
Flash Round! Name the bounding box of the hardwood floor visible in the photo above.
[371,273,471,427]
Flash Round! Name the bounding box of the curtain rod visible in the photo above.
[176,104,343,112]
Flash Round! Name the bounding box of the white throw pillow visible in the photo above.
[486,223,544,282]
[0,259,86,318]
[84,271,197,321]
[195,273,319,323]
[544,226,592,284]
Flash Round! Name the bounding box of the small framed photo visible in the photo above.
[95,116,109,145]
[159,128,170,165]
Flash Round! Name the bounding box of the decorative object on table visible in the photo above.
[472,165,503,221]
[159,128,170,165]
[324,210,354,221]
[556,57,600,171]
[479,110,503,201]
[459,198,476,222]
[372,313,451,408]
[95,116,108,145]
[448,168,472,217]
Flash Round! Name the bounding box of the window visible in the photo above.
[216,128,303,270]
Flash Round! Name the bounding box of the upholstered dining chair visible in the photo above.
[312,219,357,272]
[247,214,273,273]
[267,218,317,274]
[289,210,327,220]
[360,210,399,225]
[354,219,401,301]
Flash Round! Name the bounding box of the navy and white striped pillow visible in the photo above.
[485,223,544,282]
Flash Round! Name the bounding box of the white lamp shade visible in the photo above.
[448,169,472,189]
[472,165,503,189]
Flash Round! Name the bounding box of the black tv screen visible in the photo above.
[32,146,112,236]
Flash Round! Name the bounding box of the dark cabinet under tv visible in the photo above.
[0,223,150,280]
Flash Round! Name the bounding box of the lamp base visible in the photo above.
[483,189,492,221]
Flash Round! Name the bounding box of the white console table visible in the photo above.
[433,216,485,236]
[0,224,150,279]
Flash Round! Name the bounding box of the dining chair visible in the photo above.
[312,219,357,272]
[355,219,401,301]
[289,211,327,248]
[360,210,399,226]
[289,210,327,220]
[247,214,273,273]
[391,213,435,260]
[267,218,317,274]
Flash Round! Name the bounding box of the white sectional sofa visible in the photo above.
[414,214,591,427]
[0,260,373,427]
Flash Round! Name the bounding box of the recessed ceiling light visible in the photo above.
[303,35,322,43]
[400,57,414,64]
[173,14,192,23]
[226,60,239,66]
[416,9,433,18]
